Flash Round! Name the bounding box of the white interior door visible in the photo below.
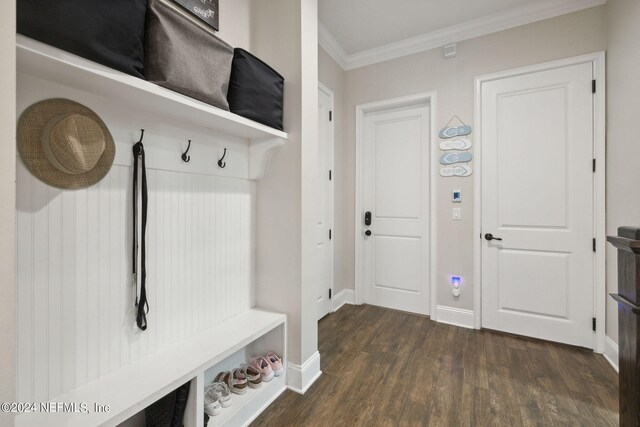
[481,62,595,348]
[317,84,334,320]
[362,103,430,315]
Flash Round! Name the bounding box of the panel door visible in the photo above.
[481,62,595,348]
[317,85,334,320]
[362,103,430,315]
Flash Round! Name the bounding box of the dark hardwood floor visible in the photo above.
[252,304,618,426]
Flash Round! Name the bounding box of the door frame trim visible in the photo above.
[354,91,438,317]
[473,52,606,353]
[318,81,335,320]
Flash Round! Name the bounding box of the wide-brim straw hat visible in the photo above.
[17,98,116,189]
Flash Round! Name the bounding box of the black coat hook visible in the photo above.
[218,148,227,168]
[133,129,145,155]
[182,140,192,163]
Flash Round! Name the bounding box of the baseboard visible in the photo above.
[332,289,355,312]
[603,335,619,373]
[286,351,322,394]
[435,305,475,329]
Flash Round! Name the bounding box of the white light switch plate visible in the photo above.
[453,207,462,220]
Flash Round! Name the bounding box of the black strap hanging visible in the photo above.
[132,135,149,331]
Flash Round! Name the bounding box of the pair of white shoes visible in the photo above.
[204,382,232,416]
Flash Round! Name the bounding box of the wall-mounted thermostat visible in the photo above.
[452,190,462,202]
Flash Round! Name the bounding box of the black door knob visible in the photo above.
[485,233,503,241]
[365,230,372,236]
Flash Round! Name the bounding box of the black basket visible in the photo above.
[17,0,147,78]
[228,49,285,131]
[145,381,191,427]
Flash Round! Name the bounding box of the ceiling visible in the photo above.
[318,0,606,70]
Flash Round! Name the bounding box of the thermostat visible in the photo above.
[452,190,462,203]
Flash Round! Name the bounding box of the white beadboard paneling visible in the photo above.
[74,188,88,388]
[32,175,49,403]
[47,185,62,399]
[61,189,76,393]
[17,160,254,402]
[16,161,33,402]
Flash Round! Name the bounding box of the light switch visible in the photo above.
[453,207,462,220]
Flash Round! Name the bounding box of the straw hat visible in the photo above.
[17,99,116,189]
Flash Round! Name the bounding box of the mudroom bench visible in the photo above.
[15,309,286,427]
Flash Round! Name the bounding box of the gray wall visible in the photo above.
[253,0,320,368]
[604,0,640,343]
[216,0,251,49]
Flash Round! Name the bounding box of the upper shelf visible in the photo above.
[16,35,288,142]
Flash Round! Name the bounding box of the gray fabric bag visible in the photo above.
[146,0,233,110]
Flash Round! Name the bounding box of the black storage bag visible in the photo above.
[146,0,234,110]
[145,381,191,427]
[17,0,146,79]
[227,49,285,131]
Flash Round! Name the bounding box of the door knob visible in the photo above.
[365,230,372,236]
[484,233,503,241]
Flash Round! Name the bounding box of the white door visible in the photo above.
[317,84,334,320]
[481,62,595,348]
[362,103,430,315]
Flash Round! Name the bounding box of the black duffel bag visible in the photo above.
[228,49,285,131]
[17,0,147,79]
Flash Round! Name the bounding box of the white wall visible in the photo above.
[318,48,349,294]
[0,0,16,425]
[605,0,640,344]
[335,7,607,315]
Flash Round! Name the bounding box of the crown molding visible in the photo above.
[319,0,606,71]
[318,22,349,70]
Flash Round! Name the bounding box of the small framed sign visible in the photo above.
[172,0,219,31]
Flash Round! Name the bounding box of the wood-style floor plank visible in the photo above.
[251,304,618,427]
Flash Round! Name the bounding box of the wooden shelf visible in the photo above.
[14,309,286,427]
[16,35,286,180]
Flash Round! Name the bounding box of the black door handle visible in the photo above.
[485,233,503,241]
[365,230,372,236]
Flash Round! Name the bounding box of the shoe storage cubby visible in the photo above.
[203,324,287,427]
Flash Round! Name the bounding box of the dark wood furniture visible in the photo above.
[608,226,640,426]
